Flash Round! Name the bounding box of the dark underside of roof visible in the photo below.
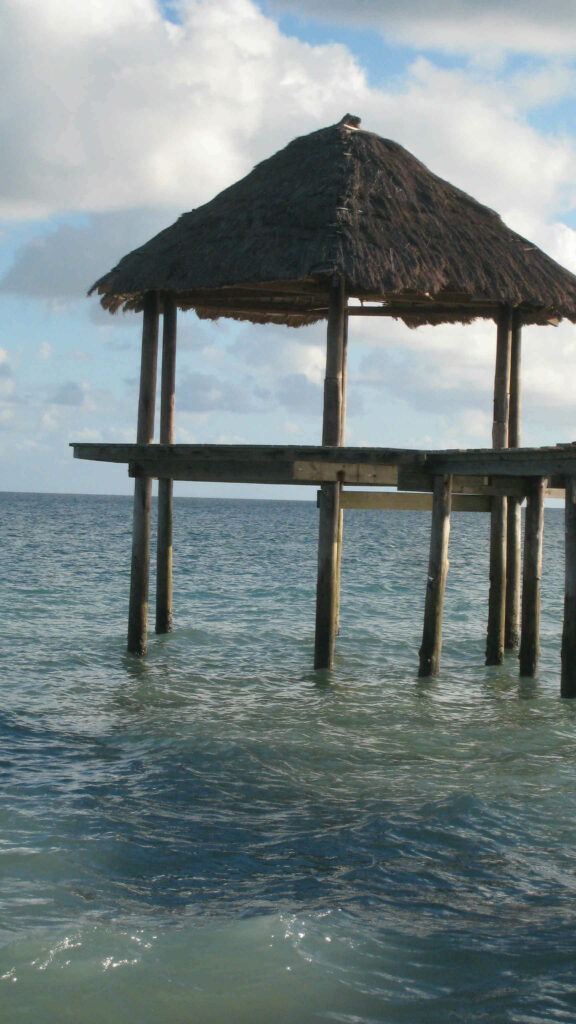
[90,120,576,328]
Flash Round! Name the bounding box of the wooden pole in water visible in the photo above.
[314,276,346,669]
[156,294,177,634]
[505,310,522,650]
[519,476,545,677]
[561,477,576,697]
[418,474,453,677]
[127,291,159,655]
[334,308,349,634]
[486,306,512,666]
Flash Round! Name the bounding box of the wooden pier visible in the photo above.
[73,438,576,691]
[75,115,576,692]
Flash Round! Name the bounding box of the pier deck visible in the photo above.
[72,441,575,489]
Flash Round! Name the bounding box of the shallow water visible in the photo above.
[1,492,575,1023]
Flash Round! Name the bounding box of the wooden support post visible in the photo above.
[321,278,346,448]
[505,311,522,649]
[487,495,508,665]
[418,475,453,677]
[156,295,177,634]
[127,291,159,655]
[334,309,349,634]
[486,306,512,665]
[315,277,346,669]
[519,476,545,677]
[315,483,342,669]
[561,477,576,697]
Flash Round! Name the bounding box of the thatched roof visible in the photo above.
[90,115,576,327]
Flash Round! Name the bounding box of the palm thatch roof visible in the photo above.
[90,115,576,327]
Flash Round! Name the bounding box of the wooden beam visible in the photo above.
[295,462,398,485]
[128,291,159,656]
[315,278,346,669]
[398,469,527,497]
[71,442,576,481]
[418,475,452,676]
[347,303,501,316]
[156,294,177,635]
[340,491,490,511]
[561,477,576,696]
[428,452,576,477]
[519,476,545,677]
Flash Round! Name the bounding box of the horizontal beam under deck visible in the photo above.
[71,442,576,490]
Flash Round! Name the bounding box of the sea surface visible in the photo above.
[1,491,576,1024]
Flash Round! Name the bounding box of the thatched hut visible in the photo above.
[91,113,576,326]
[77,115,576,689]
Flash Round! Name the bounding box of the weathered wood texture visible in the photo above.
[296,462,398,485]
[492,306,513,450]
[505,313,522,649]
[156,478,173,634]
[334,308,349,635]
[340,491,490,511]
[128,292,159,655]
[159,295,177,445]
[322,278,346,447]
[486,307,513,666]
[486,496,507,665]
[400,470,527,497]
[561,477,576,697]
[340,308,349,445]
[508,311,522,450]
[505,497,522,649]
[315,279,346,669]
[128,478,154,656]
[418,475,452,677]
[315,482,341,668]
[72,442,576,482]
[519,476,545,677]
[136,293,160,446]
[156,295,177,634]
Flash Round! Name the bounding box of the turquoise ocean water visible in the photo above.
[1,491,576,1023]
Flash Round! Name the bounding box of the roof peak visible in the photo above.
[337,113,362,130]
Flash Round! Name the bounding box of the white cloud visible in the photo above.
[0,347,15,402]
[0,210,175,300]
[2,0,575,307]
[270,0,576,55]
[356,59,576,229]
[0,0,369,221]
[1,0,576,491]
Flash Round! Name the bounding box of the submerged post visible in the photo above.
[505,310,522,649]
[561,477,576,697]
[314,276,346,669]
[156,295,177,634]
[128,291,159,655]
[486,306,512,665]
[418,474,453,677]
[519,476,545,677]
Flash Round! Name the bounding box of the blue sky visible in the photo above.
[1,0,576,496]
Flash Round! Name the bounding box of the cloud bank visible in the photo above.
[268,0,576,55]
